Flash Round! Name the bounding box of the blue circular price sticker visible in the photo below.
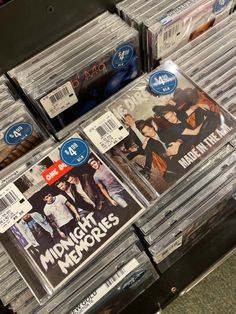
[112,44,134,69]
[213,0,230,14]
[60,138,90,167]
[4,122,33,145]
[149,70,177,95]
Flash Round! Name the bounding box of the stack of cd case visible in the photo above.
[0,241,35,311]
[168,11,236,118]
[0,141,58,311]
[0,230,158,314]
[81,60,235,204]
[136,140,235,230]
[34,231,158,314]
[138,145,236,272]
[8,11,141,134]
[0,74,16,116]
[0,131,151,309]
[0,75,50,176]
[116,0,234,71]
[78,59,235,273]
[148,168,236,273]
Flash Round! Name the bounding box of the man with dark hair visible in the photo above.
[56,179,93,215]
[172,87,216,130]
[43,192,80,238]
[136,119,168,150]
[88,158,128,208]
[152,105,204,147]
[137,119,186,180]
[67,174,96,208]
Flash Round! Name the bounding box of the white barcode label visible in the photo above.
[0,183,32,233]
[70,258,139,314]
[40,82,78,118]
[154,237,183,264]
[105,267,126,288]
[83,111,129,153]
[157,19,184,59]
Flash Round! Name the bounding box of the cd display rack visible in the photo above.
[0,1,235,313]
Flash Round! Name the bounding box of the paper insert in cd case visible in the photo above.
[82,61,236,202]
[9,16,141,134]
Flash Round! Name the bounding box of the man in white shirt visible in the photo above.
[43,193,80,238]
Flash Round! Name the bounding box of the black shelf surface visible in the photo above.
[122,209,236,314]
[0,0,120,74]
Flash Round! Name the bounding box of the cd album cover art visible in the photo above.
[38,35,140,132]
[5,133,144,291]
[0,104,46,170]
[105,61,236,196]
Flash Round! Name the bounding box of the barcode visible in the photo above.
[49,86,70,104]
[163,24,179,41]
[96,119,119,137]
[105,267,126,288]
[161,249,169,256]
[0,191,19,212]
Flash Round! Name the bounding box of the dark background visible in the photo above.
[0,0,121,74]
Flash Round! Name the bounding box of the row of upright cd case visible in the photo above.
[6,1,236,144]
[0,75,52,176]
[167,11,236,118]
[116,0,235,71]
[0,5,236,314]
[134,12,236,273]
[8,12,141,134]
[137,142,236,272]
[0,59,235,308]
[0,230,159,314]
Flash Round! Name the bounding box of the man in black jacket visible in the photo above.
[56,179,94,217]
[136,120,187,181]
[67,173,104,209]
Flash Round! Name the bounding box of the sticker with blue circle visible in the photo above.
[149,70,178,95]
[213,0,230,14]
[60,138,90,167]
[4,122,33,145]
[112,44,134,69]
